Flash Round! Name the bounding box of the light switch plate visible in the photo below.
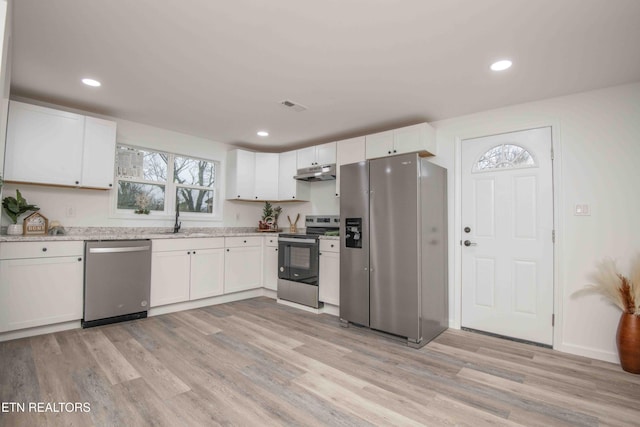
[574,204,590,216]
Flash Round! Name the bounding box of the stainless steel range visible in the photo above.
[277,215,339,308]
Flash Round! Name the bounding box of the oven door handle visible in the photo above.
[278,238,317,244]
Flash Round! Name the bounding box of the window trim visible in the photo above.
[111,144,222,221]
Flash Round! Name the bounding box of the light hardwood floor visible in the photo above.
[1,297,639,426]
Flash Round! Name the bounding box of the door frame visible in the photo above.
[452,119,564,350]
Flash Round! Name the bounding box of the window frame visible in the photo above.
[111,144,222,221]
[471,143,537,174]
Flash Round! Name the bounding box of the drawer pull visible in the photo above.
[42,248,47,252]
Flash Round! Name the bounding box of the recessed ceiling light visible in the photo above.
[257,131,269,137]
[82,78,101,87]
[490,60,512,71]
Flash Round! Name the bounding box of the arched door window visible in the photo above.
[472,144,537,173]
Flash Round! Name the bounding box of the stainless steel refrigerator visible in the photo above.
[339,153,448,347]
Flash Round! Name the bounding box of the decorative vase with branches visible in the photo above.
[576,255,640,373]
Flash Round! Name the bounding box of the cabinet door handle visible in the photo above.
[187,251,191,254]
[78,257,82,262]
[331,244,334,248]
[75,180,80,185]
[108,183,113,187]
[244,240,247,243]
[226,249,230,252]
[393,149,397,153]
[193,251,196,254]
[42,247,47,252]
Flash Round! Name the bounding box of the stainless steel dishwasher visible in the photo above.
[82,240,152,328]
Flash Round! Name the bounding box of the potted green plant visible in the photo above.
[2,189,40,235]
[576,256,640,373]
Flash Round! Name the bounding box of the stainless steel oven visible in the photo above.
[277,215,339,308]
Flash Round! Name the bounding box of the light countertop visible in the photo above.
[0,227,278,242]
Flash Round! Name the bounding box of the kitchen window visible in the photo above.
[114,145,220,218]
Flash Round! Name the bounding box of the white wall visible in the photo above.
[432,82,640,362]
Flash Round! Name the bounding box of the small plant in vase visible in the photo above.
[134,193,151,214]
[575,256,640,373]
[260,201,282,231]
[259,201,274,230]
[2,189,40,235]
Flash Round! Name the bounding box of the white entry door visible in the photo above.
[461,127,554,345]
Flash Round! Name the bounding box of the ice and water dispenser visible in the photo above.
[345,218,362,248]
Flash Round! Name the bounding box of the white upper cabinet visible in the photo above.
[254,152,279,200]
[335,136,366,197]
[226,149,256,200]
[365,122,436,159]
[81,117,117,189]
[278,150,310,201]
[365,129,394,159]
[4,101,116,188]
[296,141,336,168]
[316,141,337,165]
[296,146,316,169]
[394,123,435,155]
[227,149,281,201]
[5,101,85,187]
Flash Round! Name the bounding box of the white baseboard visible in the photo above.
[556,342,619,364]
[0,320,80,342]
[148,288,265,316]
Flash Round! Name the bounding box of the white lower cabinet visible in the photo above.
[190,248,225,300]
[150,250,190,306]
[0,241,84,332]
[319,239,340,306]
[151,238,224,307]
[225,236,262,293]
[263,236,279,291]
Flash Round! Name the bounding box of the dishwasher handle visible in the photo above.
[89,245,151,254]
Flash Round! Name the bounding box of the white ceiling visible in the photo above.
[10,0,640,150]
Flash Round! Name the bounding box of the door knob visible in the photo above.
[463,240,477,247]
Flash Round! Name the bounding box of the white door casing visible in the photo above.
[461,127,554,345]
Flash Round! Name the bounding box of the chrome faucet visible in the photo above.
[174,199,181,233]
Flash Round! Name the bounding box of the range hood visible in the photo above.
[294,164,336,181]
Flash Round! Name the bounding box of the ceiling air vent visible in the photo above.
[279,99,308,112]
